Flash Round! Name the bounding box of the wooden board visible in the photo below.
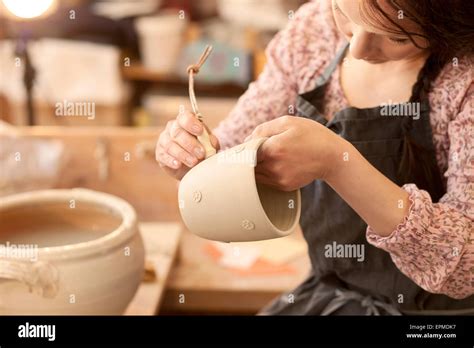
[161,225,311,314]
[125,222,182,315]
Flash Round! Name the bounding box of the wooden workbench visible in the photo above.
[125,222,182,315]
[161,226,311,315]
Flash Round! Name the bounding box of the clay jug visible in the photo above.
[178,138,301,242]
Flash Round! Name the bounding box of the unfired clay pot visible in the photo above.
[179,138,301,242]
[0,189,144,315]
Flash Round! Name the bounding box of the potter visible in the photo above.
[157,0,474,315]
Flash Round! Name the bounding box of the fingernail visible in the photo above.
[172,159,179,168]
[186,156,197,166]
[192,124,202,133]
[194,147,204,158]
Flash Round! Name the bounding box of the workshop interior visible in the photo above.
[0,0,313,316]
[0,0,472,325]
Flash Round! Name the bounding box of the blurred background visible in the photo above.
[0,0,311,316]
[0,0,306,128]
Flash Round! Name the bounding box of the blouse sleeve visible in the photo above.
[366,83,474,299]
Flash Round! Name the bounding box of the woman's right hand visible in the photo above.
[156,110,220,180]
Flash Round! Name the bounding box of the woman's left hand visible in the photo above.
[247,115,348,191]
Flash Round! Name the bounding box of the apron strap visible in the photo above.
[321,288,402,316]
[316,43,349,86]
[296,43,349,120]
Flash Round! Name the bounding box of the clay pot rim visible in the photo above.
[256,187,302,236]
[0,188,137,260]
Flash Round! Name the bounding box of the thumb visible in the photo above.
[247,116,290,141]
[210,133,220,150]
[256,134,280,163]
[203,124,220,150]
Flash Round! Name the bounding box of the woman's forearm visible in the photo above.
[325,141,410,237]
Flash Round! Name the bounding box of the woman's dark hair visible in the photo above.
[360,0,474,202]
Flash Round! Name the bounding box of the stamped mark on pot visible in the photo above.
[192,191,202,203]
[241,219,255,230]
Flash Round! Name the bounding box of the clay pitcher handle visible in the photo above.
[187,46,217,159]
[0,259,59,298]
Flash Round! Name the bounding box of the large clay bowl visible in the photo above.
[0,189,144,315]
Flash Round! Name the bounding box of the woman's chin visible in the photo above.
[364,58,386,64]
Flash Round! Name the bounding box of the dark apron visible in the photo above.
[259,44,474,315]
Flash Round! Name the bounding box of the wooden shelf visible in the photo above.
[122,62,247,97]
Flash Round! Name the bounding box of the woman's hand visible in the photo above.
[249,115,412,237]
[156,110,220,180]
[247,116,348,191]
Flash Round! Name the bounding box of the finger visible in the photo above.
[165,120,174,131]
[156,133,180,169]
[249,116,293,140]
[256,135,281,163]
[160,161,189,181]
[169,122,206,159]
[203,124,220,150]
[165,142,199,168]
[209,133,220,150]
[156,130,174,165]
[159,132,198,167]
[255,163,273,177]
[255,173,280,189]
[157,150,181,170]
[177,110,203,136]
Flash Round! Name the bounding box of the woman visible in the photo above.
[156,0,473,315]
